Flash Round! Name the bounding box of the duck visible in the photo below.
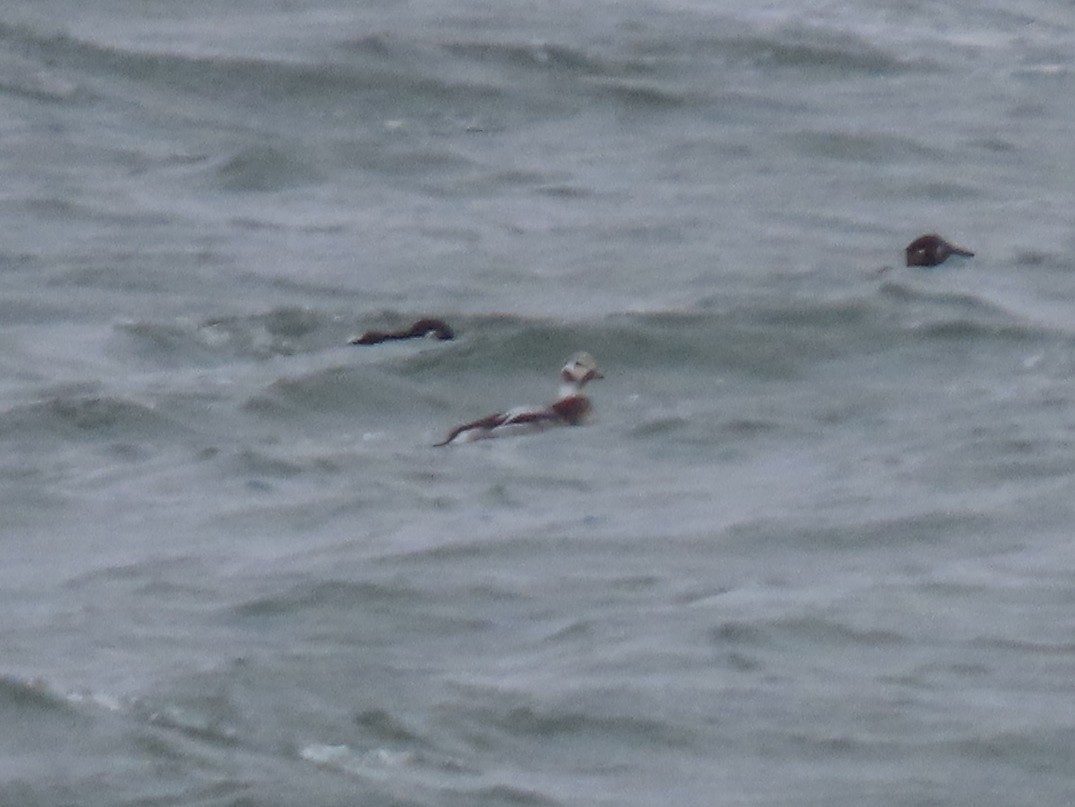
[905,234,975,267]
[434,352,603,446]
[350,318,454,346]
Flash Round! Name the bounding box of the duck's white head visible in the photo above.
[559,352,603,397]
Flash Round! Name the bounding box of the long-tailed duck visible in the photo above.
[905,234,975,267]
[434,352,603,446]
[350,318,455,346]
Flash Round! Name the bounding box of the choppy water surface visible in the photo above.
[2,1,1075,805]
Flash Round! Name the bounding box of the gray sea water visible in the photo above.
[3,1,1075,804]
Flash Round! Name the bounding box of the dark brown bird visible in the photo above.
[349,318,454,346]
[905,234,975,267]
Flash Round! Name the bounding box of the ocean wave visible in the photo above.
[1,20,378,102]
[488,703,696,748]
[243,361,450,423]
[0,393,178,443]
[442,39,652,78]
[718,30,913,75]
[878,281,1058,342]
[720,509,999,556]
[117,306,347,364]
[0,48,81,102]
[134,696,241,746]
[1,21,545,126]
[0,13,917,148]
[339,24,913,116]
[230,579,429,620]
[215,143,324,192]
[361,308,852,382]
[785,129,943,163]
[354,707,429,745]
[439,684,704,767]
[299,741,563,806]
[0,673,76,714]
[911,318,1045,342]
[101,296,1073,453]
[624,18,918,75]
[767,615,908,647]
[709,615,907,664]
[338,298,1050,383]
[948,728,1075,775]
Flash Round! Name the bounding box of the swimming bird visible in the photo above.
[905,234,975,267]
[434,352,603,446]
[349,318,455,346]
